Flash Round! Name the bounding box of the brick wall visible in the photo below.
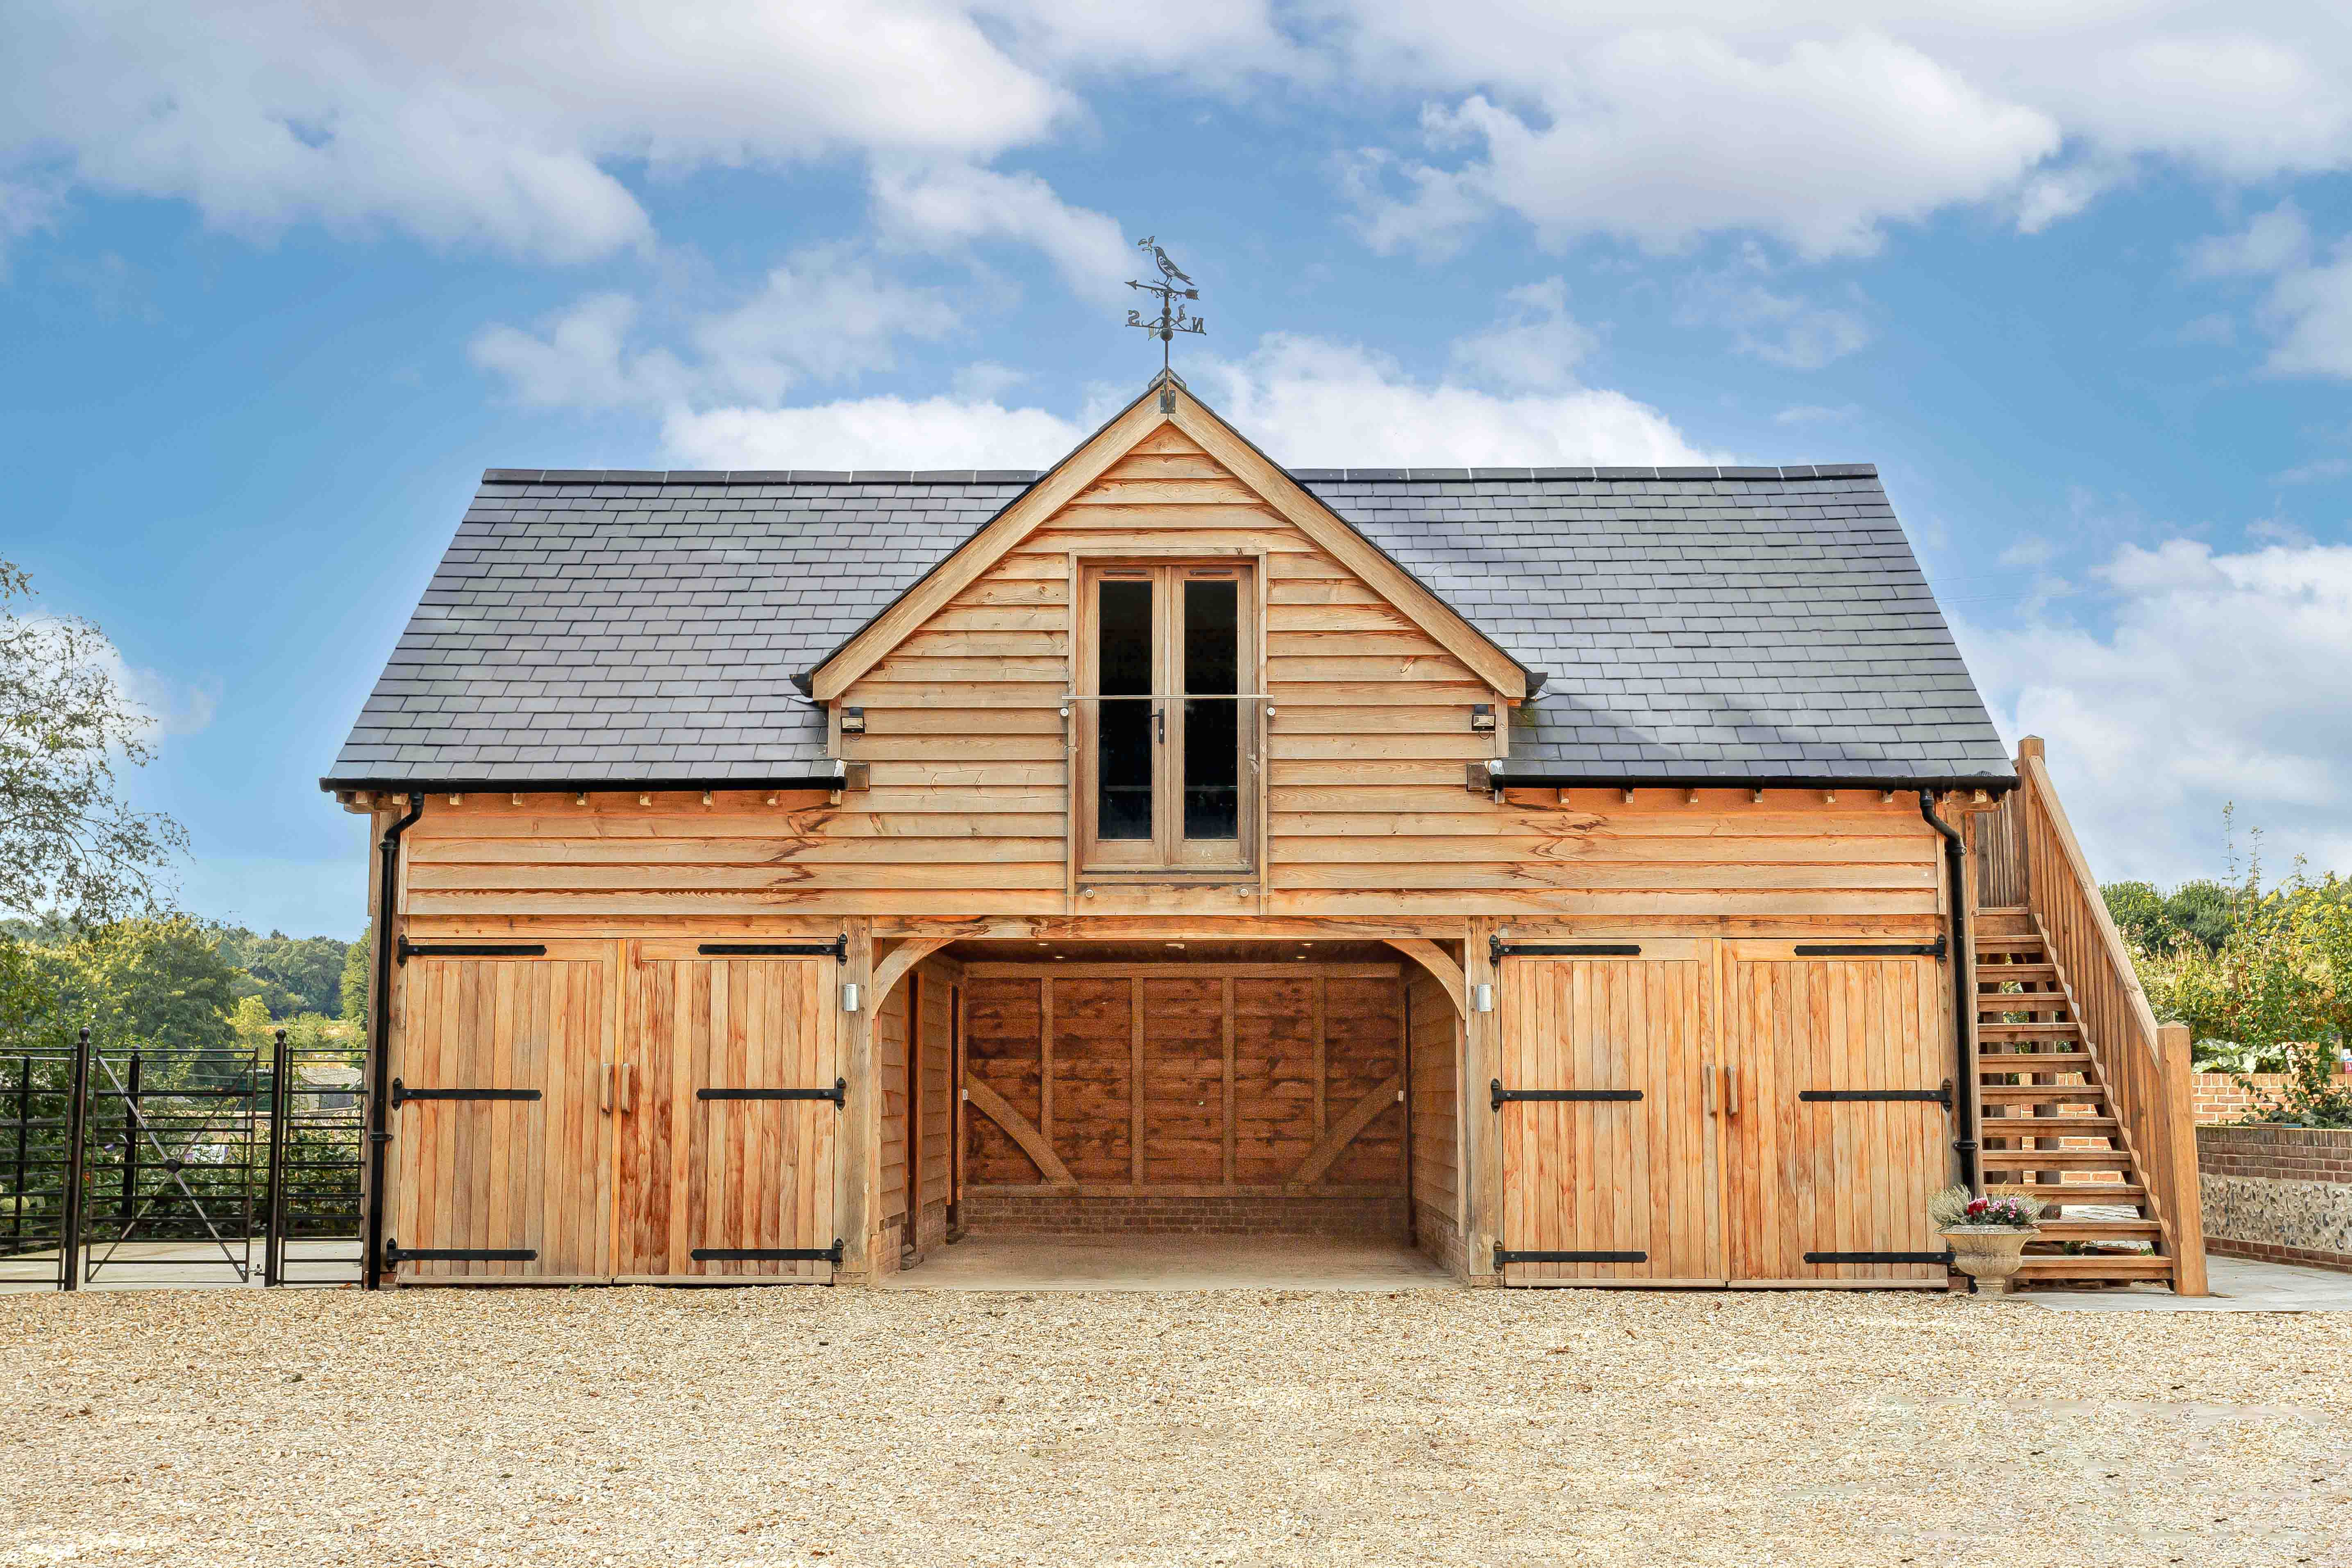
[2191,1072,2352,1124]
[1412,1197,1467,1279]
[2196,1125,2352,1274]
[959,1192,1409,1240]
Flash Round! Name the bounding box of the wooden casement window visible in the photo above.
[1076,562,1257,874]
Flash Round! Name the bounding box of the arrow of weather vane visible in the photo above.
[1126,236,1205,402]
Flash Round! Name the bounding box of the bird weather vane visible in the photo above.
[1126,236,1205,406]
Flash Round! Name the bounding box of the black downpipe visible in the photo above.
[362,792,424,1290]
[1918,790,1981,1194]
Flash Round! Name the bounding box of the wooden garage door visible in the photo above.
[389,948,612,1282]
[1496,949,1721,1285]
[1721,947,1949,1285]
[616,946,840,1281]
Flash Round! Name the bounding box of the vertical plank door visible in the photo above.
[618,946,841,1282]
[1721,946,1948,1286]
[1495,949,1721,1285]
[389,948,612,1283]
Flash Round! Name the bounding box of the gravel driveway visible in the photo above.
[3,1285,2347,1566]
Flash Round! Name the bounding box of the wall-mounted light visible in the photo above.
[1472,983,1495,1013]
[840,706,866,735]
[840,982,862,1014]
[1470,703,1495,733]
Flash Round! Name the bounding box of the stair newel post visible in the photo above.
[2156,1021,2208,1296]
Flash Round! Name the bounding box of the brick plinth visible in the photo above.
[959,1192,1408,1240]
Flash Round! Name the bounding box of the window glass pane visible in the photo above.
[1182,578,1238,841]
[1097,579,1153,839]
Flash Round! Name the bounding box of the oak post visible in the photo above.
[1464,916,1501,1283]
[838,919,879,1283]
[2157,1021,2209,1296]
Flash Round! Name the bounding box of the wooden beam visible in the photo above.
[872,937,954,1013]
[1287,1073,1403,1190]
[1383,938,1467,1018]
[963,1077,1078,1187]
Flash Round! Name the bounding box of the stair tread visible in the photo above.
[2016,1255,2177,1281]
[1980,1149,2131,1167]
[1979,1021,2082,1034]
[2035,1219,2161,1239]
[1980,1052,2096,1071]
[2001,1182,2145,1198]
[1982,1116,2120,1132]
[1977,1085,2104,1101]
[1975,935,2050,949]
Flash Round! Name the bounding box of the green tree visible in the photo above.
[340,923,372,1026]
[0,560,188,920]
[51,915,241,1051]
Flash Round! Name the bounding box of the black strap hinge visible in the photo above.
[697,1078,846,1106]
[384,1237,537,1267]
[1496,1246,1647,1267]
[1799,1079,1954,1110]
[1491,1079,1642,1110]
[691,1240,844,1265]
[397,938,548,966]
[1490,938,1643,962]
[1791,937,1947,960]
[697,937,848,961]
[1805,1250,1955,1266]
[391,1078,543,1110]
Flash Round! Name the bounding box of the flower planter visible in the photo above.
[1941,1226,2037,1294]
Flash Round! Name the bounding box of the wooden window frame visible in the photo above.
[1072,558,1261,879]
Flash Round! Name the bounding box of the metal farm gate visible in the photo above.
[0,1029,366,1290]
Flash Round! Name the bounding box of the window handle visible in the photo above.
[1155,703,1165,744]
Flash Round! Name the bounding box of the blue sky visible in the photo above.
[6,3,2351,938]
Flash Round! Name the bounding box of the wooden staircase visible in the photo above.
[1972,908,2179,1286]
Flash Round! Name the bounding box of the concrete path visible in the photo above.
[883,1235,1457,1292]
[2025,1253,2352,1312]
[0,1239,359,1293]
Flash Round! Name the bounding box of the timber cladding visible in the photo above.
[961,963,1407,1216]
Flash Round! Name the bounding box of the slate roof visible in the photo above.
[325,463,2014,788]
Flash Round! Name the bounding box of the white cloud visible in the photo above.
[2275,457,2352,484]
[1347,30,2060,259]
[1198,333,1719,468]
[0,0,1065,263]
[665,397,1083,470]
[631,326,1719,472]
[1773,403,1859,425]
[871,161,1129,302]
[1676,276,1873,370]
[471,251,958,410]
[2180,204,2352,379]
[1448,277,1598,392]
[2187,202,2312,278]
[1962,538,2352,883]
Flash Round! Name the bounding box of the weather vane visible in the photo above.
[1126,236,1205,408]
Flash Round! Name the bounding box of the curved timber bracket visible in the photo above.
[1383,938,1467,1018]
[872,937,956,1015]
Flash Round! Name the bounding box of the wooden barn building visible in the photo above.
[322,374,2207,1293]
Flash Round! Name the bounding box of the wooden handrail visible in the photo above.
[2018,747,2163,1063]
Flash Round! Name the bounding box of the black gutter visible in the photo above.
[319,772,845,796]
[363,791,424,1291]
[1488,767,2020,794]
[1918,790,1981,1194]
